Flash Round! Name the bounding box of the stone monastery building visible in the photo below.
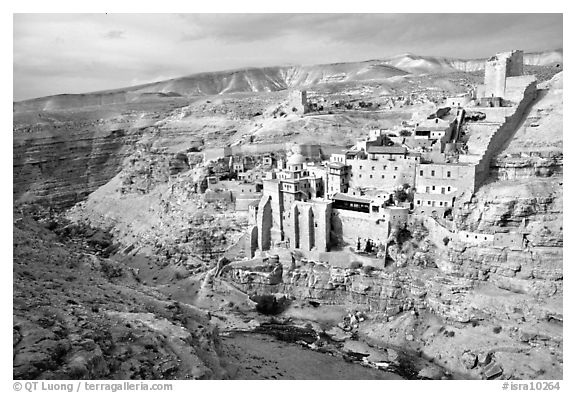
[246,50,537,259]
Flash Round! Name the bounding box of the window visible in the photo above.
[447,171,451,178]
[359,174,362,178]
[431,170,435,176]
[432,186,436,191]
[426,186,430,192]
[427,201,431,205]
[383,165,387,170]
[381,174,385,179]
[420,170,423,176]
[372,166,375,170]
[395,167,398,171]
[417,200,421,205]
[448,186,451,192]
[393,175,396,179]
[360,166,363,170]
[441,187,445,194]
[370,174,373,179]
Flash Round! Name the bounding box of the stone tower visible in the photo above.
[287,90,309,114]
[483,50,524,98]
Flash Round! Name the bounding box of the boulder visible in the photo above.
[343,340,371,357]
[461,350,478,369]
[478,351,493,366]
[483,362,503,380]
[418,365,444,379]
[325,327,352,342]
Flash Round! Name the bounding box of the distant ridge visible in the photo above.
[14,49,563,112]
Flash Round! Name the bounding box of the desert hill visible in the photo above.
[13,49,562,112]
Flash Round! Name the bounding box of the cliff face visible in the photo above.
[221,232,562,379]
[455,72,563,245]
[14,127,141,209]
[13,211,228,380]
[13,99,213,210]
[219,72,563,380]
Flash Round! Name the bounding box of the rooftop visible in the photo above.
[415,118,452,131]
[287,153,306,165]
[328,162,347,169]
[366,145,407,155]
[332,192,372,204]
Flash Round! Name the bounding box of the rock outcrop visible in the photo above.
[13,211,228,379]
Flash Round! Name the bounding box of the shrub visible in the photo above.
[362,265,375,275]
[100,260,123,280]
[349,261,363,269]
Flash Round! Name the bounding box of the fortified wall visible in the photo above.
[330,209,390,249]
[472,77,537,189]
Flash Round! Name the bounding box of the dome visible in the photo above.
[287,153,305,165]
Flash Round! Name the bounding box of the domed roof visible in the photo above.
[287,153,305,165]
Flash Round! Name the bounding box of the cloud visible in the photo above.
[13,13,563,101]
[103,29,125,39]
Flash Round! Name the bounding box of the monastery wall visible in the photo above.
[330,209,390,248]
[235,193,262,211]
[347,157,417,190]
[230,143,287,156]
[257,180,284,250]
[203,147,232,162]
[283,200,331,252]
[203,189,233,203]
[493,232,525,250]
[457,231,494,245]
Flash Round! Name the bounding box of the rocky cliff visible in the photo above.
[13,209,228,379]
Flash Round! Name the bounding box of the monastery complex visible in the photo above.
[204,51,537,264]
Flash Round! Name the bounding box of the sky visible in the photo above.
[13,13,563,101]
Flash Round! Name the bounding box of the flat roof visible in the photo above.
[366,145,407,155]
[332,193,372,204]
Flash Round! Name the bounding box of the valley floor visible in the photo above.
[220,333,402,380]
